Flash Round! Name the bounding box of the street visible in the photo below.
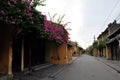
[52,54,120,80]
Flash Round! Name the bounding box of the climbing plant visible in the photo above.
[43,14,70,45]
[0,0,47,38]
[97,37,107,51]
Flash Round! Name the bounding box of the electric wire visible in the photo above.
[102,0,120,27]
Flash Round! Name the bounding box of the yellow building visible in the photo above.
[72,42,81,56]
[45,41,69,64]
[106,21,120,60]
[97,28,108,57]
[67,42,74,61]
[0,26,71,79]
[97,20,120,60]
[0,25,14,78]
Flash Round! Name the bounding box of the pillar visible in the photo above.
[8,41,12,75]
[21,39,24,72]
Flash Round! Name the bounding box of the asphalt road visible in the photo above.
[52,54,120,80]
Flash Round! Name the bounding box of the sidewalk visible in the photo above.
[96,57,120,73]
[13,64,65,80]
[13,57,78,80]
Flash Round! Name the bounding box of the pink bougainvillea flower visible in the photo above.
[8,1,11,5]
[43,19,69,44]
[13,0,17,4]
[30,16,33,19]
[0,10,5,14]
[24,12,27,15]
[28,6,32,11]
[24,0,30,5]
[17,28,22,34]
[11,21,16,24]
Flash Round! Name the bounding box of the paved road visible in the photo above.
[53,54,120,80]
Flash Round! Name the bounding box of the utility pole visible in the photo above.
[94,35,96,42]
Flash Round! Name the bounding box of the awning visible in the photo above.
[106,38,116,44]
[106,34,120,44]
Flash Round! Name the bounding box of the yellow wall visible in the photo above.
[67,47,73,61]
[105,46,111,60]
[45,42,68,64]
[0,26,13,75]
[73,46,79,56]
[93,48,99,57]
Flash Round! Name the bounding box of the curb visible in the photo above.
[96,58,120,73]
[33,64,53,71]
[42,57,79,80]
[23,63,53,74]
[49,57,79,78]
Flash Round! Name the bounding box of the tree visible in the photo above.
[97,37,107,56]
[88,45,94,56]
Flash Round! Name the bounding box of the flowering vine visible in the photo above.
[43,15,69,45]
[0,0,47,38]
[0,0,69,45]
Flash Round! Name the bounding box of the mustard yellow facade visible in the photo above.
[0,27,74,78]
[45,41,68,64]
[67,47,73,61]
[0,26,13,77]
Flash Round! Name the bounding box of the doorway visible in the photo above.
[12,38,22,72]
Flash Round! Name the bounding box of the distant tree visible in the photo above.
[96,37,107,56]
[88,45,94,56]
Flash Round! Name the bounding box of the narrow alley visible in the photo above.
[0,0,120,80]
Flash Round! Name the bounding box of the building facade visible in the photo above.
[96,20,120,60]
[106,20,120,60]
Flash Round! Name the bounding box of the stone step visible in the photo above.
[32,63,53,71]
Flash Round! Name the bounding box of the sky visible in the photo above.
[36,0,120,49]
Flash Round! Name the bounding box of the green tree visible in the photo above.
[97,37,107,56]
[88,45,94,56]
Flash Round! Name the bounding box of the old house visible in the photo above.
[97,28,108,58]
[106,20,120,60]
[45,42,68,64]
[72,42,81,56]
[0,14,70,80]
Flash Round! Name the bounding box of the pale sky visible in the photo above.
[36,0,120,49]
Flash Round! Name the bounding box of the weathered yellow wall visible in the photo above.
[45,41,57,63]
[0,26,13,75]
[93,48,98,57]
[45,42,68,64]
[97,50,100,56]
[67,47,73,61]
[105,46,111,60]
[72,46,79,56]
